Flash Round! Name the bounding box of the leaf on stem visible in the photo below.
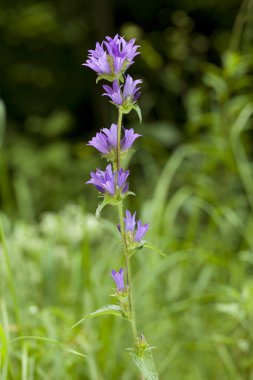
[95,196,119,220]
[143,242,167,257]
[133,105,142,123]
[130,349,159,380]
[72,305,123,328]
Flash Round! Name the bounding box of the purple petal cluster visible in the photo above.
[88,124,141,155]
[124,210,149,242]
[83,35,139,76]
[103,75,142,106]
[86,164,129,195]
[111,268,125,291]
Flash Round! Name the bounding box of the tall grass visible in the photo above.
[1,5,253,378]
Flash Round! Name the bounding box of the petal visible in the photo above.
[135,220,149,242]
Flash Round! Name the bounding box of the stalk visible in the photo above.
[116,110,123,172]
[118,201,137,339]
[116,109,137,340]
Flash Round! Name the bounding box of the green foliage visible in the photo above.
[1,0,253,378]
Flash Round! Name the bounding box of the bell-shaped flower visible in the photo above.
[124,210,149,242]
[103,76,142,121]
[88,124,141,160]
[118,210,149,249]
[103,75,142,106]
[111,268,125,291]
[86,164,129,195]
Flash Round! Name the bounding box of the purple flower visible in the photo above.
[123,210,149,242]
[111,268,125,291]
[135,220,149,242]
[83,35,139,78]
[88,124,141,156]
[103,75,142,106]
[121,128,141,150]
[86,164,129,195]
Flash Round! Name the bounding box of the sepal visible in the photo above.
[96,73,124,83]
[102,148,133,163]
[127,240,145,252]
[111,288,130,319]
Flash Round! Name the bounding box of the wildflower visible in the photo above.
[88,124,141,159]
[124,210,149,242]
[86,164,129,195]
[118,210,149,249]
[103,75,142,106]
[111,268,125,291]
[83,35,139,81]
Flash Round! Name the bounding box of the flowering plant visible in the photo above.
[76,35,159,379]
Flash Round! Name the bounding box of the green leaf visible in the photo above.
[95,200,107,220]
[130,350,159,380]
[10,336,86,358]
[72,305,123,328]
[143,242,167,257]
[95,195,120,220]
[123,190,135,198]
[96,74,115,83]
[133,105,142,123]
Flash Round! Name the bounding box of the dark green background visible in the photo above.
[0,0,245,218]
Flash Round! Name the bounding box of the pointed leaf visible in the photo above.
[95,200,106,220]
[123,191,135,199]
[130,350,159,380]
[133,105,142,124]
[144,242,167,257]
[72,305,123,328]
[10,336,86,358]
[95,195,120,220]
[96,74,113,83]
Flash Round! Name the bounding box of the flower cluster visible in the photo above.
[103,75,142,113]
[83,35,139,81]
[86,164,129,196]
[88,123,140,161]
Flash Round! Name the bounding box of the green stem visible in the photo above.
[116,110,123,172]
[116,109,138,340]
[118,201,137,340]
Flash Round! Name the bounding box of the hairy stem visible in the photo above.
[118,201,138,339]
[116,110,123,172]
[116,109,138,340]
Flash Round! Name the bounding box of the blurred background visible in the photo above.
[1,0,253,379]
